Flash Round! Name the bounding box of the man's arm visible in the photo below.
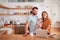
[24,21,29,35]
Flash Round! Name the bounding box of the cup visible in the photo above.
[30,33,33,37]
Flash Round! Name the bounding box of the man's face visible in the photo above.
[32,9,38,15]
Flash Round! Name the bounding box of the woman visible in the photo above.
[37,11,51,35]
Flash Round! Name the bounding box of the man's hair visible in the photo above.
[32,7,38,10]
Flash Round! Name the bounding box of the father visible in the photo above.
[24,7,38,35]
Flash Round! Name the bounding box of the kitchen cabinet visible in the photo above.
[15,24,25,34]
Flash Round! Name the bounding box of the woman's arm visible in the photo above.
[46,24,51,33]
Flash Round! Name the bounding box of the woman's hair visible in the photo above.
[42,11,49,22]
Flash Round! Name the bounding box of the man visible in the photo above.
[24,7,38,36]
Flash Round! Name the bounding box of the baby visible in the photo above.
[36,18,43,29]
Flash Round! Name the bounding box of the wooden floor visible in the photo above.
[0,28,60,40]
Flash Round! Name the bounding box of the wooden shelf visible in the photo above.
[0,4,31,16]
[0,5,9,9]
[8,8,32,10]
[0,14,29,16]
[0,5,32,10]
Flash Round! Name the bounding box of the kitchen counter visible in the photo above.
[0,34,60,40]
[4,24,26,34]
[1,26,60,40]
[4,24,15,34]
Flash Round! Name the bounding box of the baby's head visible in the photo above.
[38,18,42,22]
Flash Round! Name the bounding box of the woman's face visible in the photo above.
[43,13,48,19]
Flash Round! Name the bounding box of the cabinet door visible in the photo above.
[15,27,20,34]
[19,27,25,34]
[15,25,25,34]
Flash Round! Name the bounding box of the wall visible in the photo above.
[0,2,46,23]
[44,0,60,28]
[0,0,8,3]
[0,0,60,28]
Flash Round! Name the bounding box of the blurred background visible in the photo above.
[0,0,60,28]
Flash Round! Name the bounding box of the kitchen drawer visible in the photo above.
[15,25,25,34]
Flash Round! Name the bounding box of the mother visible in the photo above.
[41,11,51,35]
